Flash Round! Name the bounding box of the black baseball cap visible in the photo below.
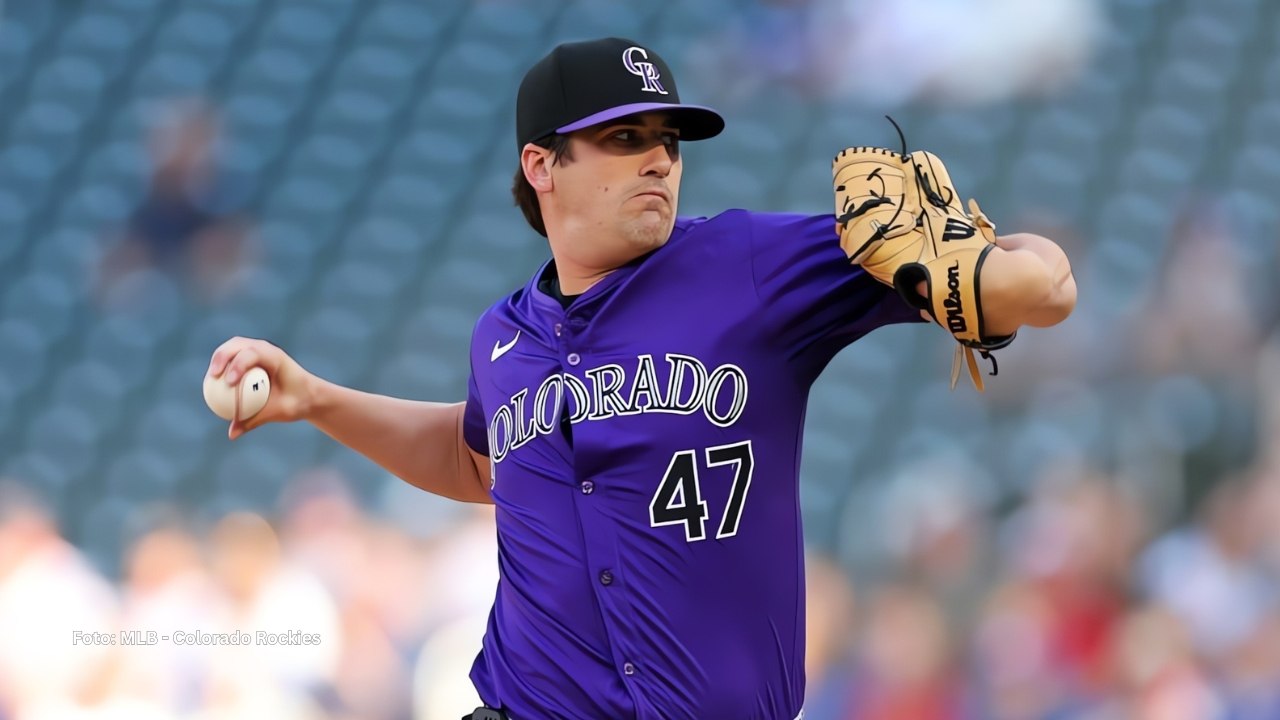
[515,37,725,151]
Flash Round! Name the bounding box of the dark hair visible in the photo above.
[512,134,573,237]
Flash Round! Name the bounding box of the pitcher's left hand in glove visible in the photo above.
[833,146,1015,391]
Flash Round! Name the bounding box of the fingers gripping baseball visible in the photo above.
[206,337,313,439]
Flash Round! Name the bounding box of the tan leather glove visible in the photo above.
[834,146,1014,390]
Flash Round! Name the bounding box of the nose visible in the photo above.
[639,141,674,178]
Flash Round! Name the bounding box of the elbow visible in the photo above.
[988,233,1077,329]
[1016,266,1076,329]
[1048,272,1078,325]
[1032,253,1078,328]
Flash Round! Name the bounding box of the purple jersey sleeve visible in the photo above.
[747,212,925,377]
[463,370,488,455]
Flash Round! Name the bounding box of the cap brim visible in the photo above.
[556,102,725,141]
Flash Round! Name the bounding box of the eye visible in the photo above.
[661,133,680,158]
[600,128,680,156]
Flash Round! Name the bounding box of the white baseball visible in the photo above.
[203,366,271,422]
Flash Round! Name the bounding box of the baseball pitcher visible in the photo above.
[208,37,1076,720]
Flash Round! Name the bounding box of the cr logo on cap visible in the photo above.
[622,46,668,95]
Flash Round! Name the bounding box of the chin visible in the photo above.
[621,214,673,252]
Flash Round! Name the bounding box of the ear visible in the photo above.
[521,144,554,193]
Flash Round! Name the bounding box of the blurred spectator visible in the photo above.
[874,454,997,632]
[96,98,254,308]
[970,580,1081,720]
[1138,481,1276,663]
[276,469,490,720]
[803,553,858,719]
[200,511,341,718]
[113,516,223,714]
[1219,607,1280,719]
[843,582,966,720]
[1100,605,1224,720]
[411,504,499,720]
[0,481,119,718]
[1002,471,1142,694]
[278,469,368,605]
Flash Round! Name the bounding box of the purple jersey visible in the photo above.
[462,210,922,719]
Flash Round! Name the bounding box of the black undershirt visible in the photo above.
[537,261,581,309]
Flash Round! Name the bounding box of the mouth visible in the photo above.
[633,188,671,203]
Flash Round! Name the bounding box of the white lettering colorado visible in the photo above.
[487,353,749,465]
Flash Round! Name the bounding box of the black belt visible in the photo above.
[463,708,510,720]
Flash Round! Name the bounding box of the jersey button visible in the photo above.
[567,352,581,366]
[554,323,563,337]
[599,570,613,586]
[581,481,594,495]
[623,662,636,676]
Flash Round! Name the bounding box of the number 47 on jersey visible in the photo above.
[649,440,754,542]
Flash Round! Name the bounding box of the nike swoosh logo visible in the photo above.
[491,331,521,362]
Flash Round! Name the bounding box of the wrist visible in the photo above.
[300,372,330,421]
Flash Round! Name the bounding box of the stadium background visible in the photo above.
[2,0,1280,717]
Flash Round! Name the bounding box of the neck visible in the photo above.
[555,262,613,296]
[544,224,620,295]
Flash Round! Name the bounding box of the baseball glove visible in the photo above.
[833,144,1014,391]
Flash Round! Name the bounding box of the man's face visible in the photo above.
[544,112,683,270]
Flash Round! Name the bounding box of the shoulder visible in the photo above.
[673,209,785,233]
[664,212,842,271]
[475,287,527,338]
[468,276,539,364]
[679,210,836,239]
[672,209,829,246]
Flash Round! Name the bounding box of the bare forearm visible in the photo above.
[305,380,491,503]
[978,233,1077,336]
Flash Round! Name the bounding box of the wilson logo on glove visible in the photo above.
[944,263,967,334]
